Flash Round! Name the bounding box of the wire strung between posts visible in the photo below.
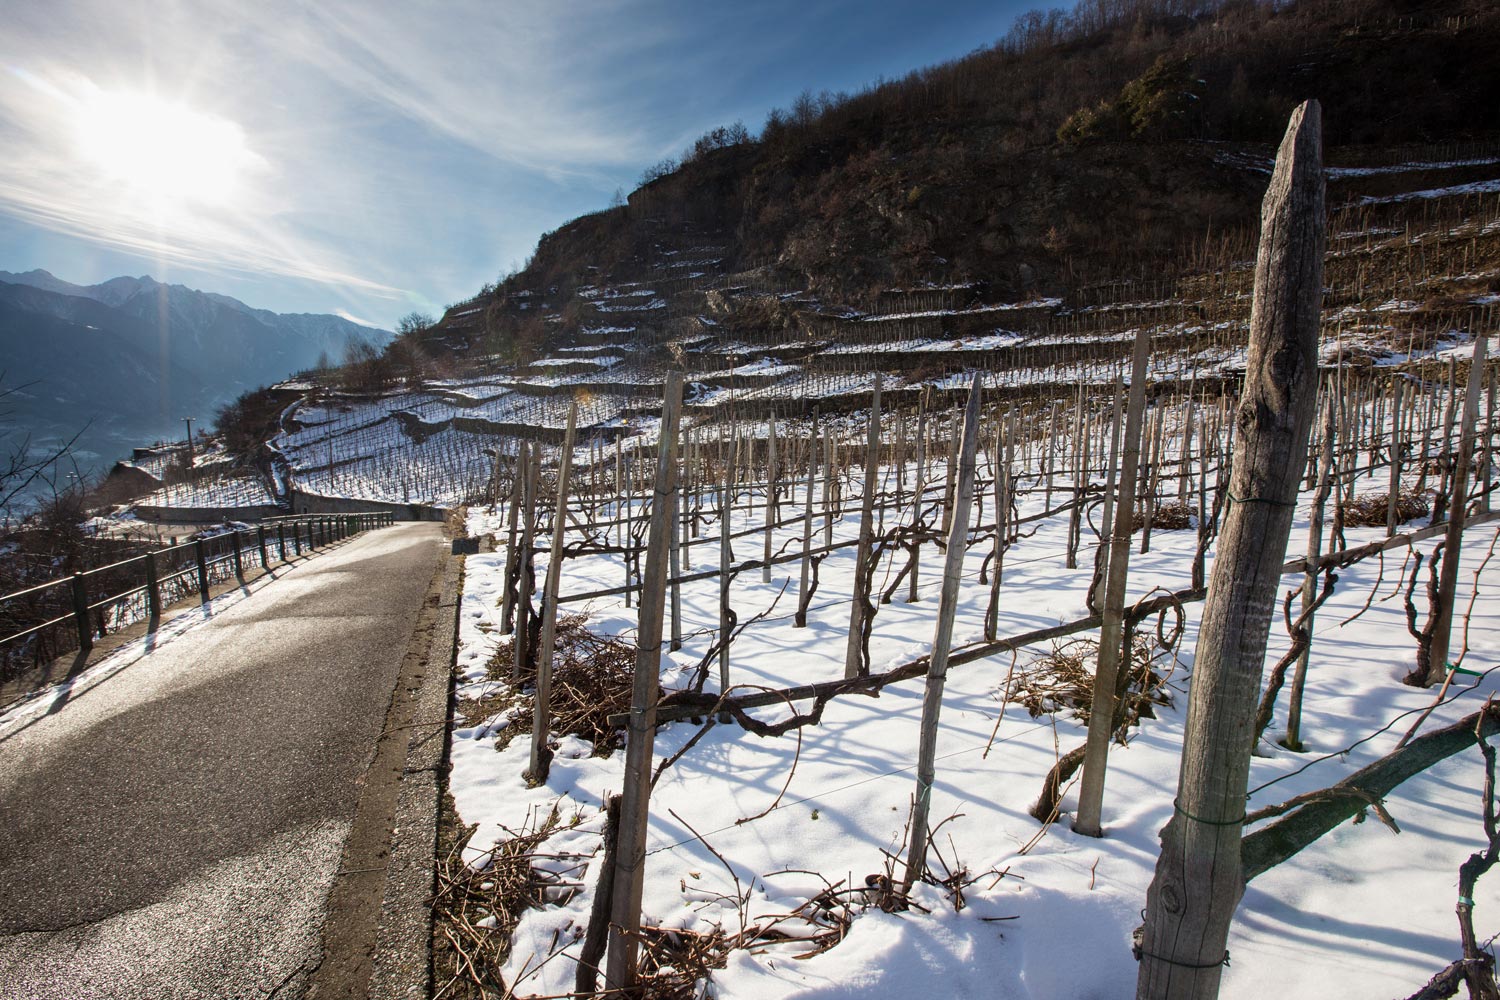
[1224,492,1295,508]
[1246,663,1499,800]
[1172,800,1246,826]
[644,720,1052,857]
[1134,945,1231,970]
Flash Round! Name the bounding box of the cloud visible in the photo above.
[334,308,380,328]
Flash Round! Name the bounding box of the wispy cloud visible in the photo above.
[0,0,1019,323]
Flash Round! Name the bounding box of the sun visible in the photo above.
[72,90,260,209]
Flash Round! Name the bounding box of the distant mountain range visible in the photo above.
[0,268,391,491]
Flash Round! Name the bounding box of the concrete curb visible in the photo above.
[369,550,460,999]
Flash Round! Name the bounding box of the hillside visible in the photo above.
[429,0,1499,366]
[29,0,1500,996]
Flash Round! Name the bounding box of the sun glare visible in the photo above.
[72,91,259,209]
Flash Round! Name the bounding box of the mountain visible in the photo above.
[0,270,391,489]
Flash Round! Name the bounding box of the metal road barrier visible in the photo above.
[0,512,394,681]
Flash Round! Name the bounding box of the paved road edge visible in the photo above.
[369,547,459,999]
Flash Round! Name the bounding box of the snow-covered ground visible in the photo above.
[449,425,1500,998]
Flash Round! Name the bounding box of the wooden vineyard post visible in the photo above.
[796,414,818,628]
[1417,334,1488,686]
[500,443,524,634]
[909,391,928,603]
[669,455,683,653]
[1138,100,1325,1000]
[823,424,835,550]
[605,372,683,991]
[1090,383,1127,616]
[1073,326,1152,838]
[1386,376,1405,535]
[528,403,578,784]
[844,374,883,679]
[514,446,541,680]
[1483,375,1497,514]
[903,375,982,890]
[718,434,739,718]
[984,411,1011,641]
[1284,397,1336,751]
[764,413,777,584]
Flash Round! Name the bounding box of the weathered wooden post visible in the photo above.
[514,446,541,680]
[1074,327,1152,838]
[257,526,270,570]
[718,434,739,719]
[796,414,818,628]
[1386,375,1405,534]
[764,414,777,583]
[903,375,982,890]
[528,403,579,784]
[500,442,525,634]
[605,372,683,991]
[1284,396,1336,751]
[1417,335,1488,686]
[844,374,883,678]
[1138,100,1326,1000]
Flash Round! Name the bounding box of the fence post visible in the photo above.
[144,552,161,624]
[903,374,982,889]
[844,373,883,678]
[232,530,245,582]
[1420,334,1489,686]
[71,572,93,652]
[528,402,579,784]
[1074,327,1152,838]
[1138,99,1326,1000]
[606,372,683,991]
[501,442,525,635]
[195,538,210,603]
[258,526,270,569]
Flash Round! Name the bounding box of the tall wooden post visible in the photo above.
[763,414,777,583]
[1284,397,1336,750]
[1421,335,1488,686]
[718,434,739,719]
[1386,376,1405,534]
[796,414,818,628]
[605,373,683,990]
[1138,100,1326,1000]
[528,403,578,784]
[844,374,883,678]
[1074,328,1152,837]
[903,375,982,889]
[500,443,524,634]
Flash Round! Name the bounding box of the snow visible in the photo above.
[450,407,1500,998]
[1357,178,1500,205]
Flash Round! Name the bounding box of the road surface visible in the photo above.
[0,521,446,999]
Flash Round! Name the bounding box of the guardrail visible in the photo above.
[0,512,394,679]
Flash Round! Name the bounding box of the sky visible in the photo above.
[0,0,1033,331]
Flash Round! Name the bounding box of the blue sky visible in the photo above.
[0,1,1032,330]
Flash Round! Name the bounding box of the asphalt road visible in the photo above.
[0,521,446,999]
